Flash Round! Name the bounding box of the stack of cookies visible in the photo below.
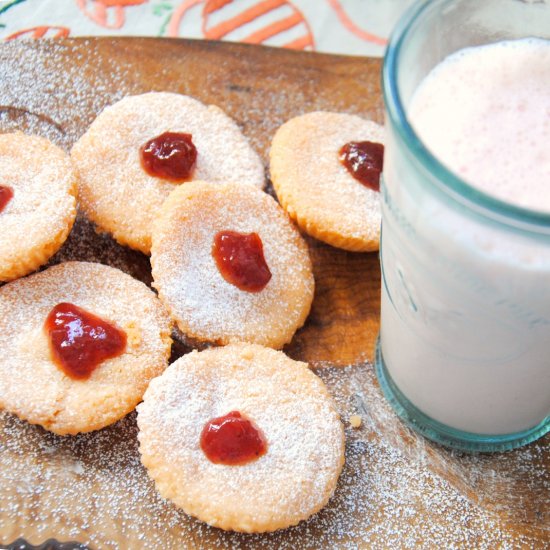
[0,92,384,533]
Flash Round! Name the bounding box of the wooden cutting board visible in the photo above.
[0,38,547,549]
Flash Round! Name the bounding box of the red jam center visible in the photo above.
[140,131,197,182]
[44,302,127,380]
[212,231,272,292]
[339,140,384,191]
[0,186,14,213]
[200,411,267,465]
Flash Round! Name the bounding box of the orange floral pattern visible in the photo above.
[76,0,148,29]
[0,0,412,57]
[168,0,314,50]
[6,25,70,40]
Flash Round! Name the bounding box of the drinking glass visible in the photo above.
[377,0,550,451]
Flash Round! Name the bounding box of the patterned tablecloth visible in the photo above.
[0,0,416,57]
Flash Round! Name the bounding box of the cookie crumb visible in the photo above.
[349,415,362,429]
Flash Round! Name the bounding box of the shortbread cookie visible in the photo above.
[71,92,265,254]
[270,111,385,252]
[0,132,77,281]
[137,343,345,533]
[151,181,314,348]
[0,261,172,435]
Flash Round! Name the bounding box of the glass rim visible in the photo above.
[382,0,550,229]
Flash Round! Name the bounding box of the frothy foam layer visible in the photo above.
[409,38,550,213]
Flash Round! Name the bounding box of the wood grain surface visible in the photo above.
[0,38,547,549]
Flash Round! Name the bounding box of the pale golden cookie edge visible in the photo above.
[137,343,345,533]
[269,111,383,252]
[0,261,173,435]
[151,181,315,349]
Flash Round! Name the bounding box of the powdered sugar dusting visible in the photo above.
[151,182,314,348]
[0,262,172,434]
[137,345,344,532]
[51,214,153,285]
[0,38,546,547]
[0,132,76,280]
[0,40,135,152]
[1,361,546,548]
[71,92,265,253]
[270,111,384,250]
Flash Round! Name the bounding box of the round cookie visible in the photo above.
[71,92,265,254]
[137,343,345,533]
[269,111,384,252]
[0,261,172,435]
[151,181,314,349]
[0,132,77,282]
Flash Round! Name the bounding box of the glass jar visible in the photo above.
[377,0,550,451]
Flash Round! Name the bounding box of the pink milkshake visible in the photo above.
[379,35,550,447]
[409,38,550,212]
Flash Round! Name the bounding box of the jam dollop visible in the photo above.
[0,186,14,213]
[45,302,127,380]
[140,131,197,182]
[339,140,384,191]
[200,411,267,465]
[212,231,272,292]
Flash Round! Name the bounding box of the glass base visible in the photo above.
[375,338,550,452]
